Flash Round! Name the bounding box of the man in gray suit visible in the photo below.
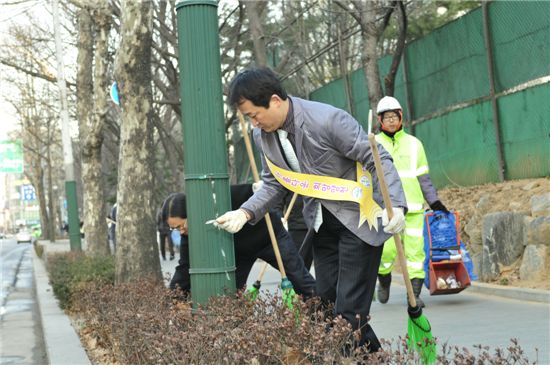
[216,67,407,352]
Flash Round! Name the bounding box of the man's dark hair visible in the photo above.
[228,67,288,108]
[161,193,187,222]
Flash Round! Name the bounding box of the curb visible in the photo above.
[466,281,550,303]
[32,247,92,365]
[392,273,550,304]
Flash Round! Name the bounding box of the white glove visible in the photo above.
[281,217,288,231]
[252,180,264,193]
[215,209,249,233]
[382,207,405,234]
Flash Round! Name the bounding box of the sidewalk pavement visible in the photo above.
[33,240,90,365]
[33,239,549,365]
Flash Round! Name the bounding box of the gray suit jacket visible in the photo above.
[241,97,407,246]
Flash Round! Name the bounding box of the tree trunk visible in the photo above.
[336,0,398,112]
[361,1,385,111]
[384,1,407,96]
[78,4,111,256]
[113,0,161,283]
[31,166,49,240]
[243,0,267,66]
[46,144,56,242]
[22,82,53,240]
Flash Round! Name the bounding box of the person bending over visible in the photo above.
[162,183,316,299]
[215,67,407,352]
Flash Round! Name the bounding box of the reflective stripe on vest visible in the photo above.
[407,261,424,270]
[405,227,424,237]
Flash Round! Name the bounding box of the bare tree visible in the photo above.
[242,0,267,66]
[335,0,396,107]
[383,1,407,97]
[150,0,185,197]
[113,0,161,283]
[11,80,62,241]
[2,22,65,241]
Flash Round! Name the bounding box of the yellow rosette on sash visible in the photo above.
[265,157,383,230]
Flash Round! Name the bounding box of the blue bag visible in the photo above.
[423,211,477,289]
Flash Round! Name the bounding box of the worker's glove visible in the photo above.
[215,209,249,233]
[382,207,405,234]
[252,180,264,193]
[281,217,289,231]
[429,200,449,213]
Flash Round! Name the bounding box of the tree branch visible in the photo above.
[0,58,76,88]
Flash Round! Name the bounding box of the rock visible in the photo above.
[522,181,539,191]
[525,216,550,246]
[464,217,482,253]
[475,194,492,215]
[471,252,482,278]
[483,212,527,263]
[508,201,522,211]
[519,245,548,280]
[480,233,500,281]
[531,193,550,217]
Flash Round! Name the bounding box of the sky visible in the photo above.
[0,0,51,141]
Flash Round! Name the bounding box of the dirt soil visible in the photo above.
[437,176,550,290]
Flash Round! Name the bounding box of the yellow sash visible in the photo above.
[265,156,382,230]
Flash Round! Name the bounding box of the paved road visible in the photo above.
[244,261,550,364]
[0,238,47,365]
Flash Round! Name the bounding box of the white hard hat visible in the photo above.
[376,96,402,115]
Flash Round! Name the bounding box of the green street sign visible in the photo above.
[0,140,24,173]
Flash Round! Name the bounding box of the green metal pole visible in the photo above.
[65,181,81,251]
[176,0,236,306]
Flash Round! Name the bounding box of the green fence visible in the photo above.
[490,1,550,91]
[306,1,550,187]
[497,83,550,180]
[415,101,500,187]
[230,2,550,186]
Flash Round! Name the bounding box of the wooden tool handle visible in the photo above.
[257,261,269,282]
[283,193,298,222]
[238,112,287,278]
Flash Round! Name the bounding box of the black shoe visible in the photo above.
[162,255,166,261]
[377,274,391,304]
[170,254,175,260]
[410,278,426,308]
[414,296,425,308]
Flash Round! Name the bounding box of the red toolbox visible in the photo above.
[425,211,471,295]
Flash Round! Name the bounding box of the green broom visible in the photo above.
[368,134,436,364]
[238,112,298,310]
[245,261,270,301]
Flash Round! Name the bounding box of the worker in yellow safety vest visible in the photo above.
[375,96,449,308]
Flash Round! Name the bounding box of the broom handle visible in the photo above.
[254,191,297,284]
[257,261,269,282]
[283,192,298,222]
[367,134,417,308]
[238,112,288,278]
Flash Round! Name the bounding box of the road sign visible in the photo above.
[21,184,36,201]
[0,140,24,173]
